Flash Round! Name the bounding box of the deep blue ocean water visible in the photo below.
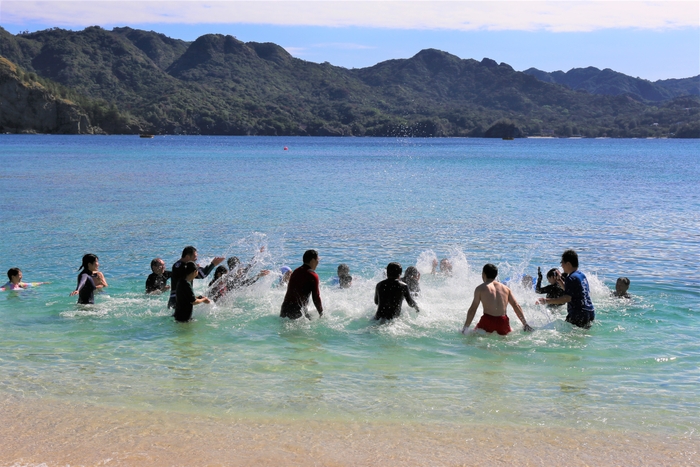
[0,136,698,436]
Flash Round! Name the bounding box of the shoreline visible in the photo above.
[2,396,697,466]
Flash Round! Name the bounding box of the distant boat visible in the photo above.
[139,134,154,138]
[502,136,514,140]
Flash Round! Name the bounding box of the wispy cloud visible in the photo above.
[2,1,698,32]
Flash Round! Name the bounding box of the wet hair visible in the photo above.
[183,261,198,276]
[181,246,197,258]
[150,258,163,270]
[617,277,630,286]
[227,257,240,269]
[482,263,498,280]
[386,262,403,279]
[214,265,228,279]
[78,254,98,273]
[561,249,579,268]
[546,268,559,279]
[303,249,318,264]
[440,258,452,271]
[404,266,419,279]
[7,267,21,281]
[337,264,350,276]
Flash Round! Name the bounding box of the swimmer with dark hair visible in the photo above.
[280,249,323,319]
[537,249,595,329]
[1,268,48,291]
[402,266,421,297]
[613,277,631,298]
[70,254,103,304]
[145,258,171,294]
[535,267,564,306]
[173,261,211,322]
[463,263,533,335]
[374,262,419,321]
[337,264,353,288]
[168,246,225,309]
[207,265,229,302]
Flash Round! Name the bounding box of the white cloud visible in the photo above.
[2,1,698,32]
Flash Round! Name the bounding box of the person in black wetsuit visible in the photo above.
[207,265,229,302]
[173,262,211,322]
[145,258,172,294]
[280,249,323,319]
[168,246,225,309]
[222,255,270,292]
[402,266,421,297]
[535,267,564,306]
[70,253,102,304]
[374,262,420,321]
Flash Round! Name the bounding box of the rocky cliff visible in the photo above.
[0,56,94,134]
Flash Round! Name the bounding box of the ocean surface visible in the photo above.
[1,136,698,439]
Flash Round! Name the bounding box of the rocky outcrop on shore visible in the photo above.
[0,57,94,134]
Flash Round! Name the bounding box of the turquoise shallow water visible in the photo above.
[0,135,698,436]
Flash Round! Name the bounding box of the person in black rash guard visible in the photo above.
[145,258,171,294]
[168,246,224,309]
[70,253,102,304]
[208,265,229,302]
[173,262,211,322]
[374,262,420,321]
[280,249,323,319]
[535,267,564,306]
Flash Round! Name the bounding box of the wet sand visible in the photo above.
[1,397,697,467]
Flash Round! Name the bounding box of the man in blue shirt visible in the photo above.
[536,249,595,328]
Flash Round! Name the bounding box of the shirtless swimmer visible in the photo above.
[462,263,534,335]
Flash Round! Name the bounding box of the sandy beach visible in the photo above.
[2,396,697,467]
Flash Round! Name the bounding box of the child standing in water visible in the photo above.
[69,254,104,304]
[535,267,564,305]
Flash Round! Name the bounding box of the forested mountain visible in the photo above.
[1,26,698,137]
[523,66,700,102]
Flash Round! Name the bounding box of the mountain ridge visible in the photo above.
[1,26,698,137]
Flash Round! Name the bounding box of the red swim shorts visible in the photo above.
[475,314,512,335]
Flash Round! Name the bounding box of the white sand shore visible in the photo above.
[1,397,697,466]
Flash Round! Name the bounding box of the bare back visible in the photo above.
[477,280,511,316]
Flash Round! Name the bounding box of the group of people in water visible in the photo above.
[3,247,632,334]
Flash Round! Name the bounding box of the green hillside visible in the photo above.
[1,26,698,137]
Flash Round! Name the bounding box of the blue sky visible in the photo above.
[2,1,698,81]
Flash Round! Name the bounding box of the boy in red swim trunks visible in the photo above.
[462,264,533,335]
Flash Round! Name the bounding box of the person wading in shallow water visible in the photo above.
[374,262,419,321]
[462,263,533,335]
[70,254,105,305]
[280,249,323,320]
[168,246,224,309]
[536,249,595,329]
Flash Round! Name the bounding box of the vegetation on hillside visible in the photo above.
[1,26,698,137]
